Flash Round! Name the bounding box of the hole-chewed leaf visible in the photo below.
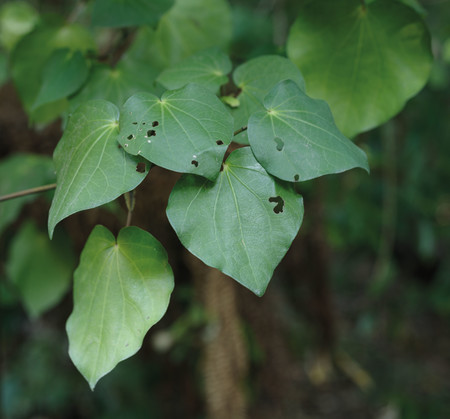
[167,147,304,297]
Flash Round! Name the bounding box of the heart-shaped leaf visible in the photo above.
[48,100,149,238]
[248,80,369,182]
[118,83,233,180]
[66,225,174,389]
[33,48,89,109]
[231,55,305,144]
[166,147,304,296]
[286,0,432,137]
[157,47,231,93]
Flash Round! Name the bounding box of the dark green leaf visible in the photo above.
[118,84,233,180]
[92,0,174,27]
[166,147,304,296]
[126,0,232,70]
[231,55,305,144]
[48,100,149,238]
[33,48,89,109]
[66,225,174,389]
[11,23,96,121]
[286,0,432,137]
[0,153,55,234]
[157,47,231,93]
[6,221,76,318]
[248,80,369,182]
[68,59,160,113]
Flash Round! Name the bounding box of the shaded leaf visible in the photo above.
[287,0,432,137]
[166,147,304,296]
[11,23,96,121]
[33,48,89,109]
[157,47,231,93]
[231,55,305,144]
[48,100,149,238]
[6,221,76,318]
[92,0,174,27]
[0,153,55,234]
[68,59,161,114]
[118,83,233,180]
[66,225,174,389]
[126,0,232,70]
[248,80,369,182]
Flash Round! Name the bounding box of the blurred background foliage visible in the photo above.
[1,0,449,418]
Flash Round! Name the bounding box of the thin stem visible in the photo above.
[0,183,56,203]
[124,191,135,227]
[233,126,247,137]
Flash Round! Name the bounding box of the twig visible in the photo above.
[0,183,56,203]
[124,191,135,227]
[233,126,247,137]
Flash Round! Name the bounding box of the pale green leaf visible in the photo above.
[6,221,76,318]
[166,147,304,296]
[92,0,174,27]
[0,1,39,51]
[118,84,233,180]
[231,55,305,144]
[248,80,369,182]
[286,0,432,137]
[66,225,174,389]
[126,0,232,70]
[0,153,55,234]
[33,48,89,109]
[157,47,231,93]
[48,100,149,238]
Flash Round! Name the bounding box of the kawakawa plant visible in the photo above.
[0,0,432,389]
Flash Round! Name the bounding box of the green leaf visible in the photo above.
[68,59,160,113]
[10,23,95,122]
[118,84,233,180]
[157,47,231,93]
[248,80,369,182]
[127,0,232,70]
[231,55,305,144]
[0,1,39,51]
[166,147,304,296]
[92,0,174,27]
[0,153,55,234]
[286,0,432,137]
[48,100,149,238]
[33,48,89,109]
[66,225,174,389]
[6,221,76,318]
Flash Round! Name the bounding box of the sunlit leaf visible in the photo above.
[287,0,432,137]
[6,221,75,318]
[231,55,305,144]
[0,153,55,234]
[166,147,304,296]
[118,83,233,180]
[248,80,369,182]
[33,48,89,109]
[48,100,149,238]
[66,225,174,389]
[92,0,174,27]
[157,47,231,93]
